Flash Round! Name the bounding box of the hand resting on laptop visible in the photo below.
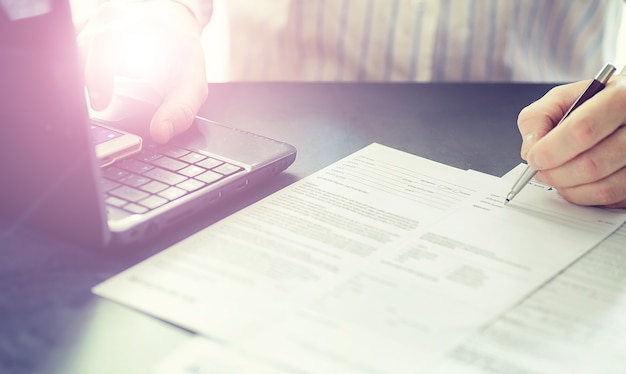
[75,0,208,144]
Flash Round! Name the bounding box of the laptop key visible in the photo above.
[179,151,207,164]
[138,195,168,210]
[119,173,151,188]
[196,157,223,169]
[101,178,120,192]
[213,163,242,176]
[140,180,169,194]
[195,170,223,184]
[177,179,206,192]
[105,195,127,207]
[150,156,188,171]
[143,167,188,185]
[136,149,162,163]
[159,146,190,159]
[123,203,149,214]
[158,186,187,201]
[102,166,129,180]
[109,185,150,202]
[117,159,154,174]
[103,147,244,215]
[179,165,206,178]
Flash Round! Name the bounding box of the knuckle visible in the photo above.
[569,116,597,146]
[608,83,626,113]
[574,155,602,181]
[611,78,626,100]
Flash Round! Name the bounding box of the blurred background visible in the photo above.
[71,0,626,83]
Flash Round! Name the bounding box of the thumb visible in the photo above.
[149,73,208,144]
[150,101,196,144]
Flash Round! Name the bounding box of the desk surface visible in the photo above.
[0,82,555,374]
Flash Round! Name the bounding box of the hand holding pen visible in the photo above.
[508,63,626,208]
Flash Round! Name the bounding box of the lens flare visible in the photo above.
[108,20,174,92]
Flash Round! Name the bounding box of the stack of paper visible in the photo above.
[93,143,626,373]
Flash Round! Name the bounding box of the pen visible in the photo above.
[505,63,617,204]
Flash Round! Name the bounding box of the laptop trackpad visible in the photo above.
[171,117,296,169]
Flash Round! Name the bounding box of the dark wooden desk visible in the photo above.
[0,82,555,374]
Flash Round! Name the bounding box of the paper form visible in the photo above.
[230,177,626,373]
[432,222,626,374]
[154,337,285,374]
[92,143,626,373]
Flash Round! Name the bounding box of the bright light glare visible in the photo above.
[112,24,172,85]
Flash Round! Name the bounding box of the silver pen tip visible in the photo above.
[504,192,515,204]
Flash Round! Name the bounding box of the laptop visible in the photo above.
[0,1,297,248]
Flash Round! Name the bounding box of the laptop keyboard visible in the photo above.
[101,144,243,216]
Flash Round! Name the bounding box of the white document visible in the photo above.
[432,222,626,373]
[232,172,626,373]
[93,143,626,373]
[154,337,285,374]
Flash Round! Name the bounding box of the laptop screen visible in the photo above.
[0,0,110,246]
